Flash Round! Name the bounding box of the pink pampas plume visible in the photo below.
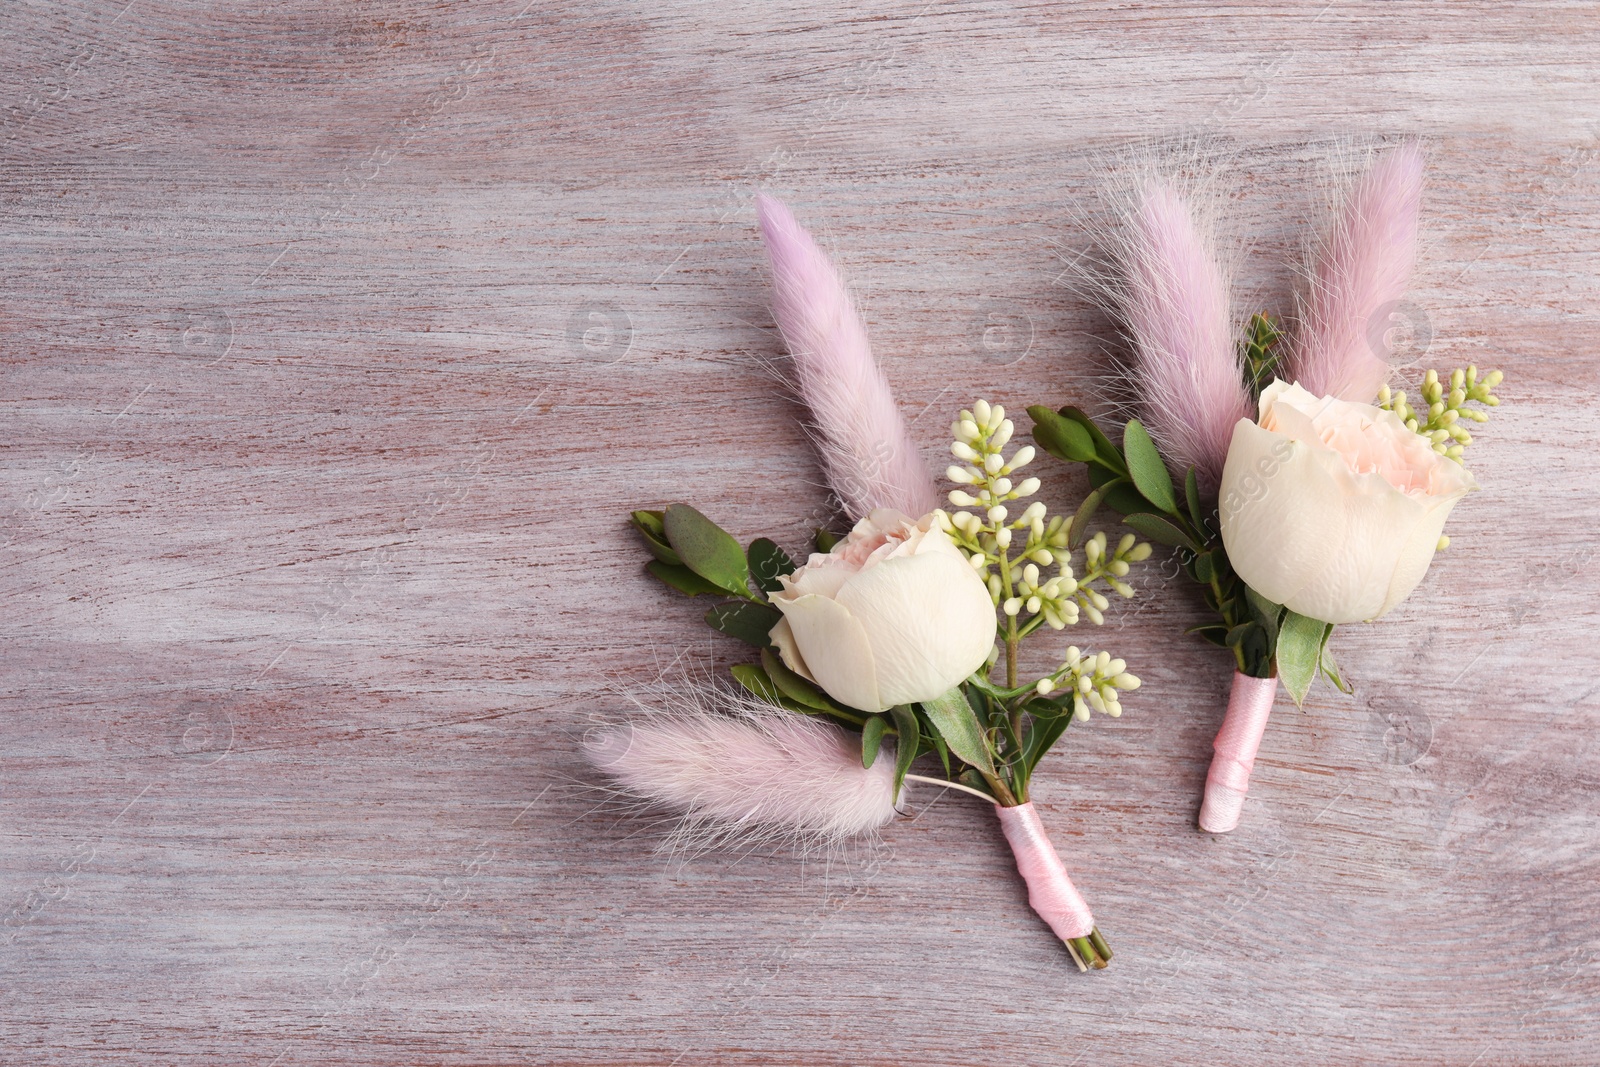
[755,194,939,522]
[584,683,898,852]
[1113,181,1251,492]
[1289,142,1425,403]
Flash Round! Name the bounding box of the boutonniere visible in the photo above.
[589,197,1151,969]
[1028,143,1504,831]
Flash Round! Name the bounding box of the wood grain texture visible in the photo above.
[3,2,1598,1063]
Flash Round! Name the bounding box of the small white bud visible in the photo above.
[1064,647,1081,667]
[1106,700,1122,718]
[1036,677,1056,696]
[1015,477,1041,498]
[1113,673,1141,690]
[994,527,1012,549]
[1003,597,1022,616]
[1009,445,1035,470]
[1077,674,1093,694]
[972,399,992,428]
[1109,559,1130,577]
[1127,543,1153,562]
[1436,535,1450,552]
[1090,590,1109,611]
[947,465,976,484]
[987,405,1006,432]
[958,419,981,442]
[1083,604,1103,625]
[1107,658,1126,676]
[988,505,1008,523]
[970,552,988,569]
[1022,563,1040,586]
[993,477,1013,496]
[1025,595,1042,614]
[952,441,978,462]
[948,490,976,507]
[1117,533,1136,555]
[1087,689,1107,714]
[1073,697,1090,721]
[1111,579,1135,598]
[1029,548,1053,565]
[984,453,1005,475]
[992,419,1014,449]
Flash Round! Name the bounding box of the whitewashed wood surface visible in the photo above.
[3,2,1598,1063]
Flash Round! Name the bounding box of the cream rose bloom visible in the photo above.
[768,509,997,712]
[1219,381,1476,625]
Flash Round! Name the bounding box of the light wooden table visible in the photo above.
[4,2,1597,1064]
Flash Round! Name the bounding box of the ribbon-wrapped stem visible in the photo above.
[1199,671,1279,833]
[995,802,1109,970]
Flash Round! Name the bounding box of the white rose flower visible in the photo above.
[768,509,998,712]
[1219,380,1476,625]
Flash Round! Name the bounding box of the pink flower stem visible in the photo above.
[1199,671,1280,833]
[995,802,1108,969]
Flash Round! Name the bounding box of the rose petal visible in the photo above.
[834,549,997,707]
[767,616,817,684]
[770,593,884,711]
[1220,421,1348,612]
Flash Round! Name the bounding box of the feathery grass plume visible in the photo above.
[1100,179,1249,493]
[755,194,939,521]
[584,680,898,853]
[1289,142,1425,403]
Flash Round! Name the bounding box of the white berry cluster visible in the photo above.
[1034,647,1142,720]
[937,400,1150,628]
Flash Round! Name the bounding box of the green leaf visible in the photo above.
[1189,550,1215,584]
[1066,486,1105,551]
[814,528,840,553]
[1319,628,1352,694]
[889,704,920,802]
[1027,406,1097,463]
[1187,623,1231,647]
[1241,312,1284,397]
[1096,477,1150,516]
[663,503,751,597]
[1022,712,1074,776]
[759,647,833,710]
[630,510,682,566]
[644,560,726,597]
[1059,407,1127,473]
[1276,609,1327,706]
[704,601,782,648]
[730,663,783,706]
[920,686,995,775]
[1185,468,1204,530]
[861,714,887,769]
[1224,622,1257,648]
[746,538,796,594]
[927,730,951,776]
[1122,512,1197,550]
[1244,586,1285,648]
[1122,420,1179,516]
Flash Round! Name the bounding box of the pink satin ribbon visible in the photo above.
[995,802,1094,941]
[1198,671,1279,833]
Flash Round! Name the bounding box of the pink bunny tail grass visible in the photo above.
[1290,142,1426,403]
[1115,182,1252,492]
[755,194,939,521]
[1198,672,1279,834]
[584,683,898,854]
